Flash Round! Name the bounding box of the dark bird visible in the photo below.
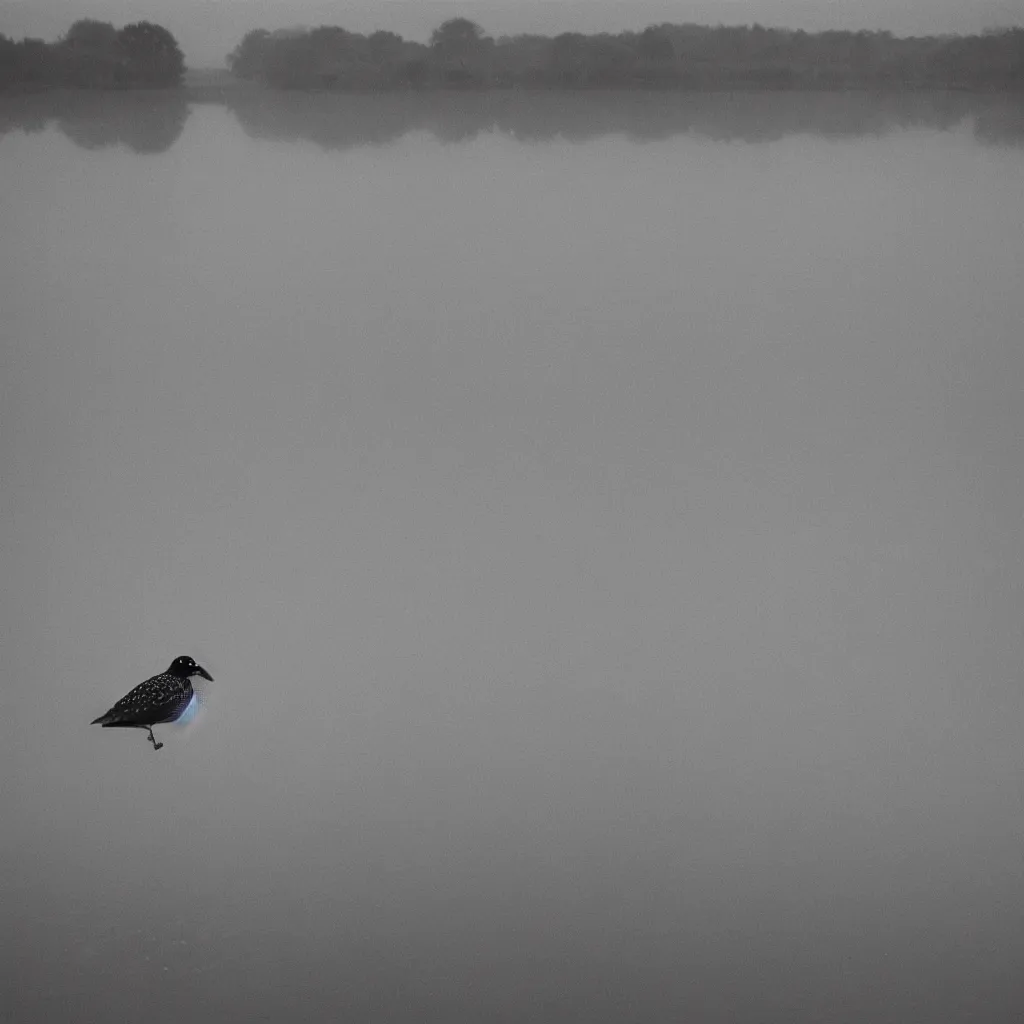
[92,656,214,751]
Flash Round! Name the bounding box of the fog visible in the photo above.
[2,0,1023,66]
[3,93,1024,1021]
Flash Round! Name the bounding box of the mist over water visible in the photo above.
[3,93,1024,1022]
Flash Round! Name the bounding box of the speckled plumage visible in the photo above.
[92,656,213,750]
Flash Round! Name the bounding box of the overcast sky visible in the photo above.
[2,0,1023,65]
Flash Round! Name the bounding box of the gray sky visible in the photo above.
[2,0,1023,65]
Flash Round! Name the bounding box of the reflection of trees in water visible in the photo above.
[226,90,1024,151]
[0,92,188,153]
[3,89,1020,155]
[0,100,50,136]
[972,103,1024,148]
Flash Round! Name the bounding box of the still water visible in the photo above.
[3,91,1024,1023]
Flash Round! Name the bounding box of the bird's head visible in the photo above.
[168,655,214,682]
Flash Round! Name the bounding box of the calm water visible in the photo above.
[3,91,1024,1023]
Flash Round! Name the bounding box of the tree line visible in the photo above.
[3,18,1023,93]
[0,20,184,90]
[227,19,1024,91]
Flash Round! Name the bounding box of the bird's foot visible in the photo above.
[152,741,164,751]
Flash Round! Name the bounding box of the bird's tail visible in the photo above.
[92,710,128,727]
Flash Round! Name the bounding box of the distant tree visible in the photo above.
[227,29,271,78]
[429,18,492,85]
[400,57,429,87]
[548,32,589,86]
[634,25,678,85]
[366,31,417,87]
[116,22,185,87]
[929,27,1024,88]
[308,25,352,52]
[429,18,486,59]
[638,26,675,63]
[303,26,378,88]
[60,19,119,86]
[14,38,53,84]
[0,33,18,88]
[368,30,403,64]
[214,20,1024,94]
[589,35,636,85]
[64,19,118,53]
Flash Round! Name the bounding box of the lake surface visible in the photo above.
[3,91,1024,1023]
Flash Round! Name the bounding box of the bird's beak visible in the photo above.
[196,665,214,682]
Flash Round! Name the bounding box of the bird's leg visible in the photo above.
[146,727,163,751]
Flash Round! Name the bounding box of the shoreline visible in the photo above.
[5,73,1021,105]
[185,68,1024,100]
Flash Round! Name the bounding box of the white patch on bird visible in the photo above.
[167,691,212,748]
[174,691,201,726]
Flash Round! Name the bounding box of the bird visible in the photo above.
[92,656,214,751]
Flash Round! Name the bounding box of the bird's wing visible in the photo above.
[93,673,190,725]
